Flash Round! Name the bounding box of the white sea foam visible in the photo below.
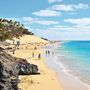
[45,41,90,90]
[53,52,90,90]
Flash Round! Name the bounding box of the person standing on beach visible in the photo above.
[48,51,50,54]
[34,46,37,50]
[12,49,15,54]
[46,50,48,55]
[32,52,34,58]
[38,53,41,59]
[17,41,20,49]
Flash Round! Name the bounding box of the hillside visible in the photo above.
[0,18,34,41]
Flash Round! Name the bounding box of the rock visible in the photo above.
[29,64,39,74]
[17,59,39,75]
[0,47,4,51]
[17,59,30,75]
[0,51,19,90]
[6,47,12,50]
[0,50,39,90]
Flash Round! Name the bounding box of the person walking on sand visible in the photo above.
[32,52,34,58]
[38,53,41,59]
[46,50,48,55]
[13,49,15,54]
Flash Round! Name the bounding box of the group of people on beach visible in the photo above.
[32,50,51,60]
[46,50,50,55]
[10,40,53,60]
[32,52,41,59]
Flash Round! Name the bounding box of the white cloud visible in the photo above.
[33,3,89,17]
[64,18,90,26]
[23,17,90,40]
[50,3,89,11]
[73,3,89,9]
[40,24,90,33]
[50,5,74,11]
[48,0,62,3]
[31,27,90,40]
[36,20,59,25]
[5,18,20,21]
[23,17,37,23]
[33,10,60,17]
[23,17,59,25]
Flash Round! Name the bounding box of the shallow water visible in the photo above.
[56,41,90,85]
[45,41,90,90]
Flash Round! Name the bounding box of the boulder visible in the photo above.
[29,64,39,74]
[0,47,4,51]
[17,59,39,75]
[0,51,39,90]
[0,51,19,90]
[6,47,12,50]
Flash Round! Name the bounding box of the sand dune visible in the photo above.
[6,35,49,44]
[7,35,63,90]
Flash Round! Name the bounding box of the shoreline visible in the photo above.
[9,47,63,90]
[4,37,90,90]
[55,56,89,90]
[45,43,90,90]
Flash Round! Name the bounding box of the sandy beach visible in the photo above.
[2,35,90,90]
[1,35,90,90]
[1,1,90,90]
[8,35,63,90]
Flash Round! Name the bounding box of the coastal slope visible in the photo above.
[9,35,63,90]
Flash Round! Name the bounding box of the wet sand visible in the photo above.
[45,48,90,90]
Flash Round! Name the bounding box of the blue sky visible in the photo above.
[0,0,90,40]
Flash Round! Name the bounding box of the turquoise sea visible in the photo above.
[56,41,90,85]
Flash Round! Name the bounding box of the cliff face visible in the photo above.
[0,51,19,90]
[0,51,39,90]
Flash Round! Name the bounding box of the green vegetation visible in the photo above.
[0,18,34,41]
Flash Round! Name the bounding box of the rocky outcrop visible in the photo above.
[0,51,19,90]
[17,59,39,75]
[0,47,4,51]
[0,51,39,90]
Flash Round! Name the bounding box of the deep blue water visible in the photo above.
[56,41,90,85]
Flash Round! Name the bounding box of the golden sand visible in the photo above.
[8,35,63,90]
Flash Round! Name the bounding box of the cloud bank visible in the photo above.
[48,0,62,3]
